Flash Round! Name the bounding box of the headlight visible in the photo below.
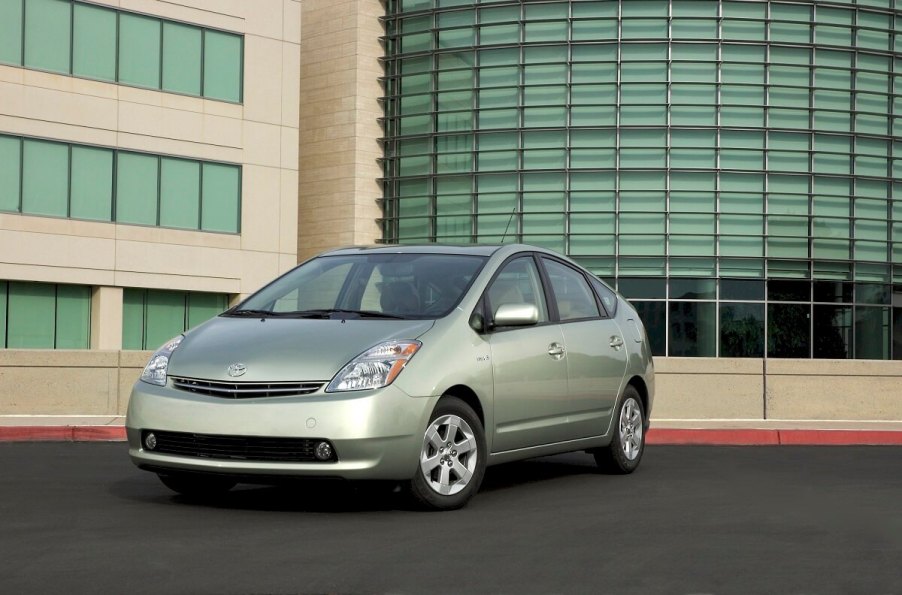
[326,340,422,392]
[139,335,184,386]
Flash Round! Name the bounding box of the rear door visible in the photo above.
[540,257,628,440]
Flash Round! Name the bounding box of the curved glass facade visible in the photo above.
[380,0,902,359]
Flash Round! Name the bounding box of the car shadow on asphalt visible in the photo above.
[109,453,601,513]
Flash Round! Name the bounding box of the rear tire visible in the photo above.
[594,385,646,474]
[158,473,236,498]
[409,396,486,511]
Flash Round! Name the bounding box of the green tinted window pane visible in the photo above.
[855,307,890,359]
[0,136,20,212]
[70,146,113,221]
[73,3,116,81]
[669,302,716,357]
[160,158,200,229]
[122,289,145,350]
[201,163,240,232]
[7,282,55,348]
[22,139,68,217]
[0,0,23,64]
[145,290,186,349]
[24,0,70,73]
[55,284,90,349]
[116,152,159,226]
[119,14,161,88]
[187,293,226,329]
[204,30,243,102]
[163,22,202,96]
[720,303,765,357]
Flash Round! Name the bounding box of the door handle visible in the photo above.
[547,342,565,359]
[609,336,624,350]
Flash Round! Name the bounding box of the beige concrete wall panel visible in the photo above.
[0,263,115,287]
[0,64,25,85]
[12,83,119,132]
[243,0,285,39]
[240,250,281,296]
[0,114,119,149]
[281,43,301,128]
[115,240,239,281]
[0,229,115,270]
[118,0,242,32]
[91,286,124,350]
[238,165,282,253]
[0,350,119,367]
[279,252,298,272]
[114,224,239,249]
[0,367,118,415]
[243,35,284,126]
[120,350,154,368]
[279,169,299,255]
[284,0,301,45]
[115,132,242,164]
[1,213,116,239]
[243,121,282,168]
[281,127,299,170]
[113,271,239,294]
[767,375,902,420]
[766,359,902,377]
[656,357,764,375]
[652,372,765,420]
[117,366,144,415]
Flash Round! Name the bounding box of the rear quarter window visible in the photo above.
[591,278,618,317]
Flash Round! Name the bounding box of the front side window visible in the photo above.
[235,253,487,319]
[541,258,600,321]
[486,256,549,323]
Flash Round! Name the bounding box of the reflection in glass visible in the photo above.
[768,304,810,357]
[768,280,809,302]
[632,301,665,356]
[670,277,715,299]
[720,279,765,301]
[855,307,890,360]
[669,301,716,357]
[813,305,851,358]
[813,281,852,303]
[720,303,764,357]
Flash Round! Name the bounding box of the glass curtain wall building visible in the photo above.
[380,0,902,360]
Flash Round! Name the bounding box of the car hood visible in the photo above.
[167,316,436,383]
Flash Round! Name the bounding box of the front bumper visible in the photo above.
[126,380,438,481]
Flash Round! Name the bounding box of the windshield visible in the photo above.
[230,253,488,319]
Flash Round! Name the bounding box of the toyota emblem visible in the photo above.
[227,363,247,377]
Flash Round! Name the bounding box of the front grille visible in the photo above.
[170,376,325,399]
[144,430,334,462]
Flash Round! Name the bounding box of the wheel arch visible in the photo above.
[441,384,485,429]
[625,375,650,429]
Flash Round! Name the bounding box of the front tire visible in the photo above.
[158,473,236,499]
[409,396,486,511]
[594,386,646,474]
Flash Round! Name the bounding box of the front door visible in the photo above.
[485,256,571,453]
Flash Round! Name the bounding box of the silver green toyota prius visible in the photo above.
[127,244,654,510]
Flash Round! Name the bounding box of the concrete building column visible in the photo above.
[90,286,123,351]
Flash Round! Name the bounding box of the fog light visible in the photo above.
[314,441,333,461]
[144,432,157,450]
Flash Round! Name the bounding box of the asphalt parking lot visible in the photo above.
[0,443,900,595]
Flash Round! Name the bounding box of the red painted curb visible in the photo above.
[0,426,901,445]
[647,428,902,446]
[0,426,127,442]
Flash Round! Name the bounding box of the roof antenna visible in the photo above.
[500,206,517,244]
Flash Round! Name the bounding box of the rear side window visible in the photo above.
[541,258,601,321]
[591,277,618,317]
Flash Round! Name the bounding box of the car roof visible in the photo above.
[320,243,560,258]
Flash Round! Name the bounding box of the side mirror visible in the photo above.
[469,312,485,333]
[493,303,539,328]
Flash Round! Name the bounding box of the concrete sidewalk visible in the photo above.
[2,415,902,444]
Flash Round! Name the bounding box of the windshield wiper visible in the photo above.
[282,309,407,320]
[226,308,280,317]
